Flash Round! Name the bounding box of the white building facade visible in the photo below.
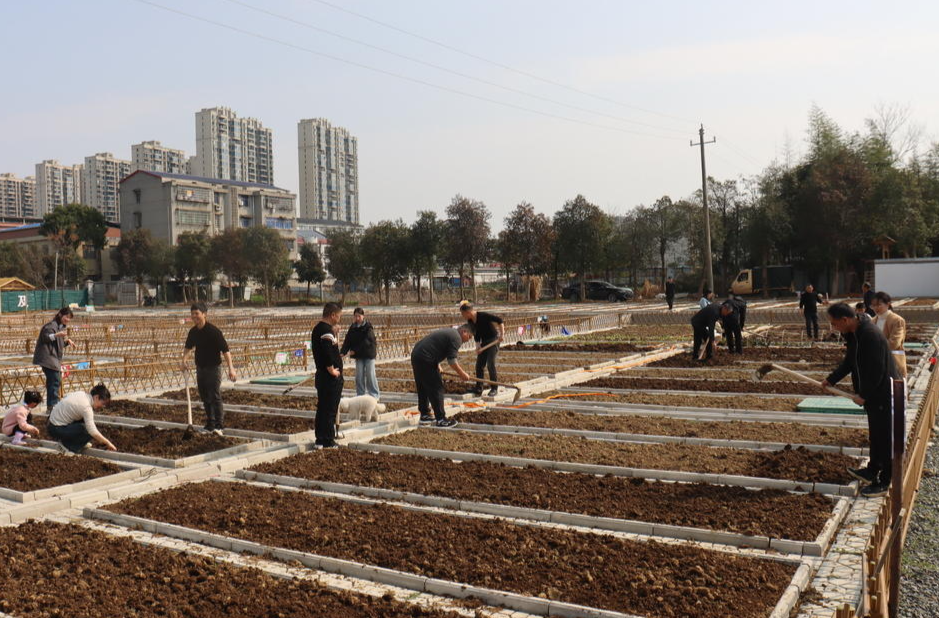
[132,140,188,174]
[83,153,132,222]
[297,118,359,224]
[192,106,273,185]
[0,174,36,218]
[34,160,83,215]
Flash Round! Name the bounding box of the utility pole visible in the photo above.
[691,124,716,295]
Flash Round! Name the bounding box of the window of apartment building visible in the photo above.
[239,216,252,228]
[175,186,212,203]
[265,217,293,230]
[82,245,97,259]
[238,195,249,208]
[133,212,142,229]
[176,209,210,226]
[133,188,141,204]
[284,240,295,253]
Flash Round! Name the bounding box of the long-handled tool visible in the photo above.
[753,363,855,399]
[445,372,523,403]
[475,338,501,355]
[183,372,196,439]
[283,375,313,396]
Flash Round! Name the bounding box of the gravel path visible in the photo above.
[899,426,939,617]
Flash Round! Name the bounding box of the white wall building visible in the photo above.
[132,140,188,174]
[34,159,83,215]
[83,152,132,223]
[0,173,36,218]
[298,118,359,224]
[192,106,273,185]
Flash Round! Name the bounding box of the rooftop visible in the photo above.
[122,170,291,193]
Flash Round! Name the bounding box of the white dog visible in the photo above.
[338,395,386,423]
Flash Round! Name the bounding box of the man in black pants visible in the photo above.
[822,302,900,498]
[410,325,473,427]
[799,284,826,340]
[690,302,732,361]
[664,277,676,311]
[182,302,237,435]
[459,301,505,396]
[720,299,743,354]
[311,303,343,448]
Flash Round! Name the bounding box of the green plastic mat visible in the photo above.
[250,375,309,385]
[797,397,864,414]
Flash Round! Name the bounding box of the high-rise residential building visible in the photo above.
[83,152,132,222]
[35,160,83,215]
[192,106,274,185]
[0,173,36,218]
[132,140,188,174]
[297,118,359,224]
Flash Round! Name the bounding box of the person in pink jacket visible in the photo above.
[2,390,43,445]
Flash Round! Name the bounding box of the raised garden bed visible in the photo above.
[511,341,653,353]
[156,389,412,412]
[249,448,835,540]
[626,367,827,380]
[0,521,461,618]
[453,409,867,447]
[648,350,841,369]
[539,390,805,411]
[375,429,857,484]
[107,481,797,617]
[582,375,824,395]
[0,446,122,492]
[106,400,314,434]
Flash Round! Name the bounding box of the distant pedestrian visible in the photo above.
[871,292,907,378]
[312,303,343,448]
[341,307,379,400]
[822,303,899,498]
[182,302,237,436]
[854,302,867,316]
[32,307,74,410]
[730,294,748,330]
[665,277,676,311]
[698,289,713,309]
[459,301,505,396]
[720,299,743,354]
[799,284,826,340]
[2,390,42,446]
[47,384,116,453]
[410,325,474,427]
[862,282,875,317]
[691,302,732,362]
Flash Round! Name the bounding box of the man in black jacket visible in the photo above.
[862,282,876,317]
[312,303,343,448]
[182,303,237,435]
[664,277,676,311]
[459,301,505,397]
[822,302,900,497]
[799,284,826,340]
[690,303,732,361]
[340,307,379,399]
[411,325,473,427]
[720,298,744,354]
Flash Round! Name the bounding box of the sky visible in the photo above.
[1,0,937,228]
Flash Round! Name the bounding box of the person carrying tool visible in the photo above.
[799,284,826,340]
[665,276,676,311]
[181,302,237,436]
[459,300,505,396]
[47,383,116,453]
[821,302,900,498]
[871,291,907,378]
[340,307,379,399]
[690,302,732,362]
[312,303,343,448]
[32,307,74,410]
[720,299,744,354]
[410,325,473,427]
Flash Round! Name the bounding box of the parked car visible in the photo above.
[561,280,634,302]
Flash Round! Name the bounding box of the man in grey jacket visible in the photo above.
[32,307,74,410]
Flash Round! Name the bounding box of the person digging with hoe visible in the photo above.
[312,303,343,448]
[459,300,505,396]
[411,324,474,427]
[821,302,899,498]
[690,302,732,362]
[181,302,237,436]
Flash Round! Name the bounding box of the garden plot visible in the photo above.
[0,521,464,618]
[625,366,828,381]
[99,479,802,618]
[533,390,807,411]
[451,409,867,448]
[579,375,823,396]
[155,388,414,413]
[373,429,858,487]
[647,346,843,369]
[244,448,841,544]
[0,445,142,502]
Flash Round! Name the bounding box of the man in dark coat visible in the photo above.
[822,302,900,498]
[862,282,876,317]
[311,303,343,448]
[720,299,744,354]
[664,277,676,311]
[340,307,379,399]
[799,284,826,340]
[690,303,732,361]
[410,325,473,427]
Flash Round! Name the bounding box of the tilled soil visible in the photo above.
[376,429,856,484]
[648,347,843,368]
[33,418,244,459]
[250,449,835,540]
[0,446,122,492]
[582,376,824,395]
[539,390,804,411]
[0,521,462,618]
[511,341,652,353]
[380,379,469,394]
[627,367,827,380]
[106,400,314,434]
[109,481,797,618]
[157,389,413,412]
[453,409,868,447]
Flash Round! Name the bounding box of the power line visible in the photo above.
[222,0,689,136]
[303,0,699,128]
[716,135,765,168]
[133,0,687,141]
